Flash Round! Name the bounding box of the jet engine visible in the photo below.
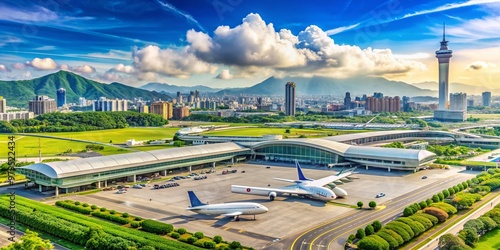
[268,192,277,201]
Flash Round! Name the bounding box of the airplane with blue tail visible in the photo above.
[231,160,356,201]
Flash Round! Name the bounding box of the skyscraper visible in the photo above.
[482,91,492,107]
[29,95,57,115]
[436,23,453,110]
[344,92,351,109]
[285,82,296,116]
[56,88,66,107]
[150,101,173,119]
[0,96,6,113]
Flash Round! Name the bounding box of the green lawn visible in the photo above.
[0,135,130,159]
[38,127,180,144]
[475,227,500,249]
[130,144,179,151]
[201,127,363,137]
[468,114,500,119]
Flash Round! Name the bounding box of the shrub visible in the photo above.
[82,203,89,207]
[419,201,428,209]
[478,216,497,233]
[130,221,141,228]
[357,201,364,209]
[91,211,130,225]
[134,217,142,221]
[430,202,457,215]
[141,220,174,235]
[369,201,377,209]
[462,181,469,189]
[100,207,106,212]
[458,228,478,247]
[187,236,197,244]
[90,205,98,210]
[376,230,401,249]
[213,235,222,244]
[347,234,356,243]
[203,241,216,249]
[442,189,450,198]
[426,198,433,206]
[424,207,449,222]
[372,220,382,232]
[357,235,390,250]
[74,201,81,205]
[432,194,440,203]
[437,192,444,201]
[356,228,366,239]
[404,207,414,217]
[229,241,241,249]
[194,232,204,239]
[448,187,455,196]
[397,217,425,236]
[365,224,375,236]
[122,213,129,218]
[386,221,415,239]
[177,228,187,234]
[464,219,485,235]
[109,210,116,214]
[384,223,411,242]
[417,213,439,225]
[55,201,92,215]
[409,214,434,230]
[170,232,180,239]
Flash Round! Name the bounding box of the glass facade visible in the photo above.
[254,144,342,165]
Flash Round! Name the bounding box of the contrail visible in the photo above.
[156,0,206,32]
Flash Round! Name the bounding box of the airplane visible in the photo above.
[186,191,268,221]
[231,160,355,202]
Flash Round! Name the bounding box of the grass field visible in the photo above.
[129,144,178,151]
[38,127,180,144]
[475,228,500,249]
[0,135,130,159]
[201,127,364,137]
[468,114,500,119]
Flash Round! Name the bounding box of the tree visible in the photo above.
[365,224,375,236]
[372,220,382,232]
[439,233,472,250]
[458,228,478,247]
[357,201,364,209]
[356,228,366,239]
[419,201,428,209]
[3,229,54,250]
[403,207,414,217]
[432,194,440,203]
[442,189,450,198]
[426,198,433,206]
[369,201,377,209]
[213,235,223,244]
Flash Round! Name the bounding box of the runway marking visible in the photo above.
[239,230,244,233]
[297,174,465,250]
[223,227,230,231]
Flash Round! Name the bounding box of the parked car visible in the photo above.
[376,192,385,198]
[422,176,428,179]
[132,184,142,189]
[116,190,126,194]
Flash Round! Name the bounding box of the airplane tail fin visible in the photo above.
[295,160,309,181]
[187,191,206,207]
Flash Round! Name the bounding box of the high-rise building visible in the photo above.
[56,88,66,107]
[173,106,190,119]
[365,95,400,113]
[149,101,173,119]
[93,97,128,112]
[482,91,492,107]
[450,93,467,111]
[402,96,411,112]
[194,90,200,100]
[0,96,6,113]
[188,91,195,103]
[177,91,183,104]
[436,24,453,110]
[285,82,296,116]
[344,92,351,109]
[467,99,474,107]
[29,95,57,115]
[79,97,87,107]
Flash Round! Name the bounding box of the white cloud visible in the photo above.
[156,0,205,31]
[443,16,500,41]
[0,5,58,23]
[132,45,217,78]
[401,0,500,20]
[11,62,25,70]
[394,53,431,60]
[72,65,96,74]
[186,13,426,78]
[109,63,135,74]
[60,64,69,70]
[216,69,233,79]
[25,57,58,70]
[34,45,56,51]
[0,64,9,72]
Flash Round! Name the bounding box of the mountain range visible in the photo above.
[411,81,497,95]
[0,71,170,107]
[141,82,222,94]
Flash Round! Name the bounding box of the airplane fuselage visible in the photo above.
[188,202,268,216]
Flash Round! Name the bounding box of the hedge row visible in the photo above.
[55,200,93,215]
[141,220,174,235]
[91,211,131,225]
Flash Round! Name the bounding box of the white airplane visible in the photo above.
[186,191,268,221]
[231,160,355,202]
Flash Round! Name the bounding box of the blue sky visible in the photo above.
[0,0,499,88]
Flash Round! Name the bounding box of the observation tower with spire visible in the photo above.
[435,23,453,110]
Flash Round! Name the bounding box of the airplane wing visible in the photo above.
[231,185,309,196]
[273,178,301,183]
[310,171,354,187]
[222,211,243,217]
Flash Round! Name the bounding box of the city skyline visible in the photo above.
[0,0,499,89]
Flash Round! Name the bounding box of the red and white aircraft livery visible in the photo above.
[231,160,355,202]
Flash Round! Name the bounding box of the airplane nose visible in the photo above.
[262,205,269,212]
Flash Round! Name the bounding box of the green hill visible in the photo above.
[0,71,171,107]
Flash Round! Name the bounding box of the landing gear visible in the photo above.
[233,216,240,221]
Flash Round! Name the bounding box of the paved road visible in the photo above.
[263,173,474,250]
[415,191,500,250]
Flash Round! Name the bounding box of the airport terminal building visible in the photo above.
[18,134,438,195]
